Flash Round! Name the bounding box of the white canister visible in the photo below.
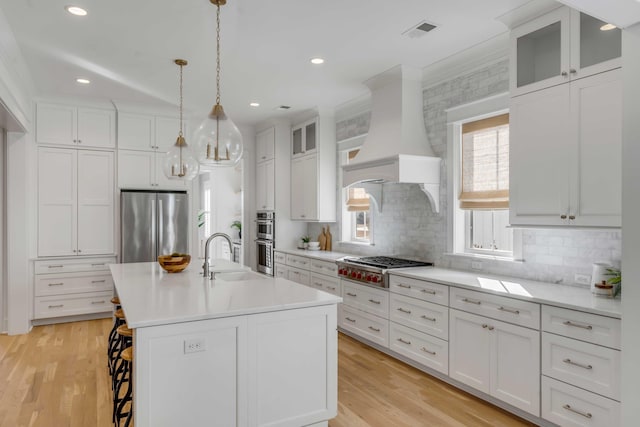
[591,262,612,296]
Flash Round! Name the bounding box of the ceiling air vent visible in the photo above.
[402,20,438,39]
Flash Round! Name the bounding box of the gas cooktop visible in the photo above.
[336,256,433,288]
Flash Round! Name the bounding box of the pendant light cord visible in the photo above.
[179,62,184,138]
[216,3,221,106]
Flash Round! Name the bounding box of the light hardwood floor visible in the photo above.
[0,320,533,427]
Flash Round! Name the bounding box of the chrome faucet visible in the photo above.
[203,232,233,278]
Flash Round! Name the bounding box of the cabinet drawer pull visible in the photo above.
[563,358,592,370]
[397,338,411,345]
[397,283,412,289]
[487,326,494,331]
[563,320,592,330]
[421,347,436,356]
[368,326,381,332]
[463,297,481,305]
[482,324,488,329]
[562,404,592,419]
[313,282,323,287]
[327,286,336,291]
[397,307,411,314]
[421,315,437,322]
[91,300,106,304]
[345,317,356,323]
[346,292,357,297]
[48,265,64,269]
[91,263,106,267]
[568,215,576,220]
[91,280,106,284]
[498,306,520,315]
[368,299,381,305]
[48,304,64,308]
[48,282,64,287]
[421,289,437,295]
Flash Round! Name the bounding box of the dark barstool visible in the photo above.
[107,307,126,375]
[113,346,133,427]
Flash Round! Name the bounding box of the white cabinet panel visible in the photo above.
[273,251,287,265]
[449,309,492,394]
[154,116,180,152]
[36,103,77,146]
[389,274,449,306]
[340,305,389,348]
[542,376,620,427]
[291,155,318,220]
[287,266,310,286]
[542,305,620,350]
[542,333,620,400]
[117,113,155,151]
[77,151,114,255]
[34,291,113,319]
[38,148,77,256]
[342,282,389,319]
[274,263,289,279]
[77,107,116,148]
[390,293,448,340]
[118,150,155,189]
[390,322,448,375]
[255,159,275,211]
[256,127,275,163]
[35,272,113,297]
[510,83,572,226]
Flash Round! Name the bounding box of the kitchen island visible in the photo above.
[109,260,342,427]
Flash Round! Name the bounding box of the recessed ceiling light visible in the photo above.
[310,58,325,65]
[65,6,88,16]
[76,78,90,84]
[600,23,617,31]
[249,102,260,107]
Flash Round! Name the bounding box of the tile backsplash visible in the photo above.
[307,58,621,288]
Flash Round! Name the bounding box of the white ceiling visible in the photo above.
[0,0,558,126]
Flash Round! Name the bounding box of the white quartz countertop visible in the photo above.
[390,267,622,318]
[109,260,342,328]
[274,248,351,261]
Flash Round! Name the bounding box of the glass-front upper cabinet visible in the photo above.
[291,118,318,158]
[510,7,621,96]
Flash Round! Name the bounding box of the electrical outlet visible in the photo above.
[574,273,591,285]
[184,338,206,354]
[471,261,483,271]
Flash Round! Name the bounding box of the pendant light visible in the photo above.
[163,59,199,181]
[193,0,243,167]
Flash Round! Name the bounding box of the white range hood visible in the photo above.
[342,65,441,213]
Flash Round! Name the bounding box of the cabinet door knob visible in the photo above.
[560,214,567,219]
[561,71,568,77]
[569,68,577,74]
[569,215,576,220]
[77,139,82,143]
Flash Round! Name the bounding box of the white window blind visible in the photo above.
[346,187,370,212]
[460,113,509,210]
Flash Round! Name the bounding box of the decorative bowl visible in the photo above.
[157,254,191,273]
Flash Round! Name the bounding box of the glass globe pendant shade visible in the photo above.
[162,136,200,181]
[194,103,243,167]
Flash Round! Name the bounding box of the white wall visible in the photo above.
[0,128,5,331]
[621,22,640,426]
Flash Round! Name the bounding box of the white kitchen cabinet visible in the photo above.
[33,257,116,321]
[510,7,621,96]
[255,159,275,211]
[449,309,540,416]
[390,322,449,375]
[291,118,317,158]
[510,69,621,227]
[36,102,116,148]
[118,113,181,152]
[38,147,115,257]
[290,114,336,222]
[256,127,275,163]
[118,150,188,190]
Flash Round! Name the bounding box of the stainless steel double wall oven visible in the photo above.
[256,211,275,275]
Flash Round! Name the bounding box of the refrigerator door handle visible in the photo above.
[151,198,156,259]
[158,198,164,256]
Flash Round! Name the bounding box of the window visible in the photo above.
[341,148,373,244]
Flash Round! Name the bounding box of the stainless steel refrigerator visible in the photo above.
[121,191,189,263]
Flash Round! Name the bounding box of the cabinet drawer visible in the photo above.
[389,275,448,306]
[542,376,620,427]
[35,257,116,274]
[35,272,113,297]
[542,333,620,400]
[342,281,389,319]
[340,305,389,348]
[309,259,338,276]
[390,293,448,340]
[287,266,311,286]
[273,251,287,265]
[34,291,113,319]
[310,273,341,296]
[285,254,310,269]
[390,322,448,375]
[450,287,540,329]
[542,305,620,349]
[274,263,289,279]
